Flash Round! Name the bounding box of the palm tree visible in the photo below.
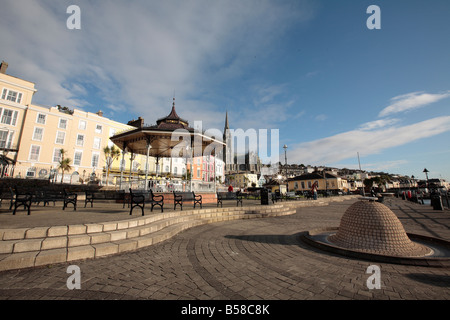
[58,149,72,184]
[103,145,121,185]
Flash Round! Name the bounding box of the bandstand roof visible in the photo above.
[109,98,225,159]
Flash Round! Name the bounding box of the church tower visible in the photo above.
[223,111,234,174]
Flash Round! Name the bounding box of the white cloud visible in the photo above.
[358,118,400,131]
[336,160,409,172]
[315,114,328,121]
[379,91,450,117]
[288,116,450,165]
[0,0,316,125]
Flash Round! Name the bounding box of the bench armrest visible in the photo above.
[152,194,164,200]
[173,193,183,200]
[194,194,202,200]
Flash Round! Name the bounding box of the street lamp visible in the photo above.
[423,168,429,191]
[283,144,288,192]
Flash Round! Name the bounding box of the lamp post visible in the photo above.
[423,168,429,191]
[129,153,135,189]
[283,144,288,192]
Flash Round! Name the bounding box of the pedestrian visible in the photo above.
[311,182,318,200]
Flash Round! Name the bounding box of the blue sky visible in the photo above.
[1,0,449,180]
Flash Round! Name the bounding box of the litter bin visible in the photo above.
[261,188,269,205]
[431,193,444,211]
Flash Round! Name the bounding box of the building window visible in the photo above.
[32,127,44,141]
[26,167,37,178]
[55,131,65,144]
[73,150,83,166]
[0,108,18,126]
[91,153,99,168]
[93,137,101,150]
[58,118,67,129]
[78,120,87,130]
[29,145,41,161]
[76,134,84,146]
[174,167,178,175]
[36,113,46,124]
[165,165,169,172]
[95,124,103,134]
[53,148,62,163]
[301,182,305,189]
[0,130,8,148]
[1,88,22,104]
[0,130,13,149]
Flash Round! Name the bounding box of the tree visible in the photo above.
[182,168,192,181]
[58,149,72,184]
[363,178,374,189]
[103,146,121,185]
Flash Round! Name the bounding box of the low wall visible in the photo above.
[159,192,217,204]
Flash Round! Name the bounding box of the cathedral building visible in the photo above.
[223,111,261,175]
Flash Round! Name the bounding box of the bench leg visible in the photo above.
[174,202,182,210]
[130,204,144,215]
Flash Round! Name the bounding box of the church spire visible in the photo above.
[224,110,229,130]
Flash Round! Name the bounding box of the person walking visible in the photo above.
[311,181,318,200]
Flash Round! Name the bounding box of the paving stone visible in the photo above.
[0,197,448,301]
[35,248,67,266]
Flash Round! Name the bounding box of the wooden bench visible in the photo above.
[84,190,126,208]
[32,189,65,207]
[285,191,300,200]
[129,189,164,215]
[216,191,243,207]
[0,185,13,209]
[173,191,202,210]
[11,187,32,215]
[62,189,77,211]
[129,189,146,216]
[149,189,164,213]
[271,191,283,203]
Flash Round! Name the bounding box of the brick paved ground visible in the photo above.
[0,197,448,309]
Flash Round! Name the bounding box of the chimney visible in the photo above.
[127,117,144,128]
[0,61,8,74]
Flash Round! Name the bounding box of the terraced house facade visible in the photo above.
[0,61,156,184]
